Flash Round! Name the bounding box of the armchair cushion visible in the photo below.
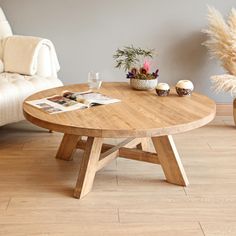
[0,73,63,126]
[0,7,63,127]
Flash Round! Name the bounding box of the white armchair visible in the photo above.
[0,8,63,126]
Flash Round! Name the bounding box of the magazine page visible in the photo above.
[26,95,88,114]
[62,91,120,106]
[26,90,120,114]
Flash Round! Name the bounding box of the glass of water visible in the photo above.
[88,72,102,89]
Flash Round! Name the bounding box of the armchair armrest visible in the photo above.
[1,35,60,77]
[37,44,58,78]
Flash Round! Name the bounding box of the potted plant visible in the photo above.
[113,46,159,90]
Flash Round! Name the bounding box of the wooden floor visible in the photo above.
[0,117,235,236]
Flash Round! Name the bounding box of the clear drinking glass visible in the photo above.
[88,72,102,89]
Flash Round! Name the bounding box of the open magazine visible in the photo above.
[26,90,120,114]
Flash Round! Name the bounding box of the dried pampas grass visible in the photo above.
[203,6,236,75]
[203,7,236,96]
[211,74,236,96]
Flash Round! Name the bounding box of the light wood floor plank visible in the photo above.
[0,222,204,236]
[0,208,118,224]
[119,206,236,223]
[0,118,236,235]
[200,222,236,236]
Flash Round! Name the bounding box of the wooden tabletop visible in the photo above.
[23,82,216,138]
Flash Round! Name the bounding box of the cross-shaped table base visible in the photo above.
[56,134,189,199]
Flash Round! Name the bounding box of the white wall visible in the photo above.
[0,0,235,103]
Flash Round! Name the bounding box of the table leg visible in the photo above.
[56,134,80,161]
[74,137,103,199]
[152,135,189,186]
[136,138,150,152]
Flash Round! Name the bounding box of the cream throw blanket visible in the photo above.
[3,35,60,76]
[0,20,12,40]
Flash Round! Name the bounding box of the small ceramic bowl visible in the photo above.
[176,80,194,96]
[156,83,170,96]
[130,78,158,90]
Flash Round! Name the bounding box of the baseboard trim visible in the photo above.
[216,103,232,116]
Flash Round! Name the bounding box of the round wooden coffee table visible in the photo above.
[23,82,216,199]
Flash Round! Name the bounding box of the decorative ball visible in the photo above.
[176,80,194,97]
[156,83,170,96]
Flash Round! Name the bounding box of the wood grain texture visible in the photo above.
[0,222,205,236]
[0,117,236,235]
[23,82,216,138]
[56,134,80,161]
[77,139,160,165]
[23,83,215,198]
[97,138,141,171]
[136,138,150,152]
[152,135,189,186]
[74,137,103,199]
[216,103,232,116]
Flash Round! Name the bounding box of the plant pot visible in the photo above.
[130,78,158,90]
